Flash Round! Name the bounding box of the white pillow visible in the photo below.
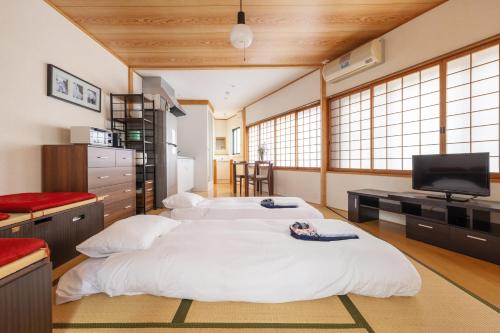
[162,192,205,209]
[76,215,180,258]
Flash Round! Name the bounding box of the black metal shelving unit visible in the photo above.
[110,93,156,214]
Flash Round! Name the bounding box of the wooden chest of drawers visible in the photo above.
[43,145,136,227]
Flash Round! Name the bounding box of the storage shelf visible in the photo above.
[113,117,153,124]
[123,140,153,144]
[111,93,156,214]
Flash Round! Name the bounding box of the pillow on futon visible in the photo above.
[162,192,204,209]
[76,215,180,258]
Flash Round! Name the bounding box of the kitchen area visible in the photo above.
[213,113,243,184]
[107,76,199,216]
[109,74,243,213]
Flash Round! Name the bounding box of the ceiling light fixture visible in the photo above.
[230,0,253,60]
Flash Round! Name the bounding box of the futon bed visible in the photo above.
[161,195,324,220]
[56,216,421,304]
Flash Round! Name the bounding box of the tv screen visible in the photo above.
[412,153,490,197]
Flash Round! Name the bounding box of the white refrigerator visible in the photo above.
[155,100,178,207]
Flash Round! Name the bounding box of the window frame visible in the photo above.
[246,102,321,171]
[232,127,241,155]
[327,36,500,180]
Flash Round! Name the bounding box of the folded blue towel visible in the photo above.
[289,222,359,242]
[261,198,298,209]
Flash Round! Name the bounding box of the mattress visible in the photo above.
[56,218,421,304]
[161,197,324,220]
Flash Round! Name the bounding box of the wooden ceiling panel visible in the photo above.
[45,0,447,67]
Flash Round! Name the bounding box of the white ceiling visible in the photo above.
[136,68,315,119]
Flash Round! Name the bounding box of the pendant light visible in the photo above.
[230,0,253,49]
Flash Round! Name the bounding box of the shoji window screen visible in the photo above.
[248,125,259,163]
[372,65,440,170]
[297,105,322,167]
[445,44,500,172]
[330,89,371,169]
[275,113,296,167]
[259,120,275,162]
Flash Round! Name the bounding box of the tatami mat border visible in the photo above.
[53,295,372,331]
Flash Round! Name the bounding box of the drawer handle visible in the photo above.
[97,156,109,159]
[104,213,110,217]
[417,223,433,229]
[34,217,52,225]
[98,175,110,179]
[124,189,132,193]
[122,157,131,160]
[123,173,133,176]
[146,188,153,192]
[124,205,132,209]
[466,235,487,242]
[72,214,85,222]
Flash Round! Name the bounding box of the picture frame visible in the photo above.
[47,64,101,112]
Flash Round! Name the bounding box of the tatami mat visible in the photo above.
[185,297,355,324]
[53,292,181,324]
[52,254,499,332]
[349,258,500,333]
[53,329,370,333]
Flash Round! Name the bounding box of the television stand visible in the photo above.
[426,192,471,203]
[347,189,500,264]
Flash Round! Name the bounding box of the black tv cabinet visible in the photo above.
[348,189,500,264]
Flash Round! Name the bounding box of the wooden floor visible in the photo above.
[205,183,500,309]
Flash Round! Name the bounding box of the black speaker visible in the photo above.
[112,133,123,148]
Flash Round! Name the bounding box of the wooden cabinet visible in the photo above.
[43,145,136,227]
[348,189,500,264]
[0,202,103,268]
[0,259,52,333]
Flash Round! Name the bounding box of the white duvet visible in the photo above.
[57,218,421,304]
[162,197,324,220]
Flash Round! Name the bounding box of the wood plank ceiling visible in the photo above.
[46,0,447,68]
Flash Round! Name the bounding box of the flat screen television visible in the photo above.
[412,153,490,200]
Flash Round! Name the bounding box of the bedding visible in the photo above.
[162,192,205,209]
[57,218,421,304]
[160,196,324,220]
[76,215,180,257]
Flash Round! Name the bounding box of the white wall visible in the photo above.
[326,0,500,216]
[246,70,320,125]
[0,0,128,194]
[274,170,321,204]
[214,119,227,138]
[132,72,143,94]
[177,104,212,191]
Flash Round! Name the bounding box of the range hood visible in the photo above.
[142,77,186,117]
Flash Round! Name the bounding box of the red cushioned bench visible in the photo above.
[0,192,96,213]
[0,238,48,268]
[0,238,51,333]
[0,192,103,269]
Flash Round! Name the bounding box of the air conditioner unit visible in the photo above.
[322,39,383,83]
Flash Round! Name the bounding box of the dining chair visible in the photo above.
[247,161,273,196]
[232,161,248,196]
